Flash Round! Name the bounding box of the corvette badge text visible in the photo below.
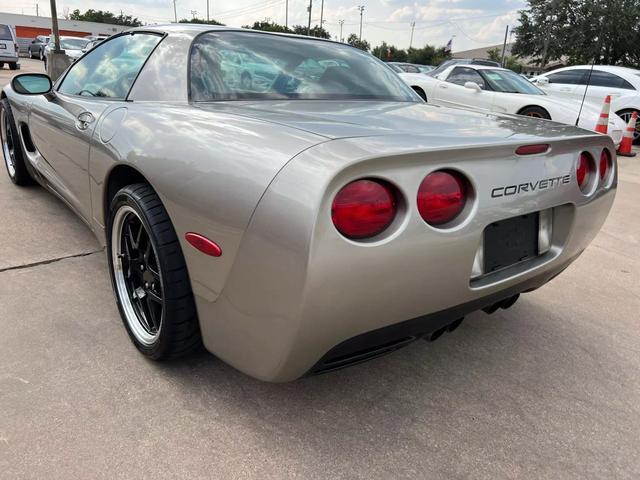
[491,174,572,198]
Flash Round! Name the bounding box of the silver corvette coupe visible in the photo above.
[1,26,616,381]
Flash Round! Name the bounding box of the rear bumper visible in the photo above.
[308,252,578,375]
[194,134,617,382]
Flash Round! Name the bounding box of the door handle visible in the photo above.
[75,112,94,131]
[438,84,448,89]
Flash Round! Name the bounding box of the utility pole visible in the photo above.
[36,2,39,16]
[338,19,344,42]
[190,9,198,19]
[358,5,364,41]
[49,0,60,50]
[206,0,209,21]
[500,25,509,67]
[409,21,415,49]
[285,0,288,28]
[320,0,324,31]
[173,0,178,23]
[307,0,312,35]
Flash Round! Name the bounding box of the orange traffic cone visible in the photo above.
[594,95,611,134]
[617,111,637,157]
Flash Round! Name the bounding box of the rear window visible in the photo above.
[0,25,14,41]
[189,31,416,102]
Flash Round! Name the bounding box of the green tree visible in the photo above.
[513,0,640,68]
[347,33,370,51]
[487,47,501,62]
[69,9,142,27]
[179,17,224,26]
[372,42,407,62]
[243,22,330,38]
[486,46,523,72]
[406,45,451,66]
[243,21,291,33]
[291,25,331,39]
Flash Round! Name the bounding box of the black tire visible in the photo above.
[9,62,17,71]
[616,109,640,145]
[107,183,202,360]
[412,86,427,102]
[39,49,44,61]
[519,106,551,120]
[0,62,4,69]
[1,98,33,186]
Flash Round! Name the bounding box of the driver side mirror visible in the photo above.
[464,81,482,92]
[11,73,53,95]
[536,77,549,86]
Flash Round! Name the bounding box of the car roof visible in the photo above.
[129,24,348,48]
[445,64,508,71]
[550,65,640,75]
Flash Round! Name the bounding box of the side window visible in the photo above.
[547,69,588,85]
[58,33,161,99]
[404,65,419,73]
[589,71,635,89]
[446,67,486,89]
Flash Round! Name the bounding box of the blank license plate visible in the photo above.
[484,213,539,273]
[0,44,6,49]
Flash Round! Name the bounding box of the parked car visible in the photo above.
[0,24,19,70]
[531,65,640,144]
[43,36,90,68]
[1,26,616,382]
[416,64,435,73]
[82,38,105,53]
[27,35,50,60]
[427,58,501,77]
[388,62,435,74]
[400,64,626,145]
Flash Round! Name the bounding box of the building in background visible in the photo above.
[0,12,128,54]
[453,43,565,77]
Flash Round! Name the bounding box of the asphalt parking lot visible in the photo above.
[1,58,639,479]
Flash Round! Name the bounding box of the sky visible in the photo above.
[3,0,528,52]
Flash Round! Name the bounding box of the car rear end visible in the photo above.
[198,128,616,382]
[0,24,19,67]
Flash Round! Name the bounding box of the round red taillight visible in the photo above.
[599,148,612,181]
[576,152,594,192]
[331,179,397,239]
[417,171,467,226]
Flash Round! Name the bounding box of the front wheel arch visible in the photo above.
[517,105,551,120]
[616,108,640,144]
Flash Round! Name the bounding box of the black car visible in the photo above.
[27,35,50,60]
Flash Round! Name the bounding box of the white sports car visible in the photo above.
[400,64,625,146]
[531,65,640,144]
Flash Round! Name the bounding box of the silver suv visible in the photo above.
[0,24,19,70]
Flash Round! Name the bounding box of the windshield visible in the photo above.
[190,32,416,102]
[61,38,89,50]
[481,69,544,94]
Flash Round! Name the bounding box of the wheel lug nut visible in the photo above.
[139,265,145,271]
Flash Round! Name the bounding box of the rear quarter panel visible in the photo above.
[89,102,325,302]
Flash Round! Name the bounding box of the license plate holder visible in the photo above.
[484,213,539,273]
